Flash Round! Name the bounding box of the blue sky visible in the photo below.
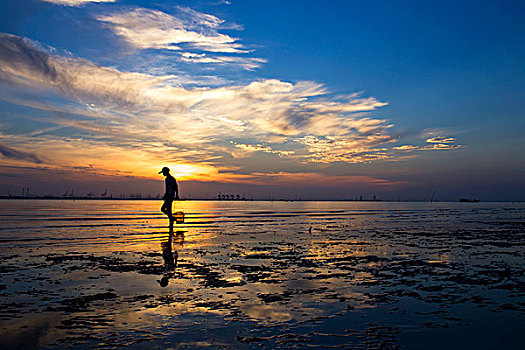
[0,0,524,200]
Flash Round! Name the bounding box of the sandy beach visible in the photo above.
[0,200,524,349]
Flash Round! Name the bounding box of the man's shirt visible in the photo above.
[165,174,178,196]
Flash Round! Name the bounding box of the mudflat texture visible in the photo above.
[0,200,524,349]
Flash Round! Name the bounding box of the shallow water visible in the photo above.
[0,200,524,349]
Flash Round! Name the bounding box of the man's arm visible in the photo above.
[162,178,168,200]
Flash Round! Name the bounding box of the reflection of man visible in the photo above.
[158,239,178,287]
[159,167,179,224]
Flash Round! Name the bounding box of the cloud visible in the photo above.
[391,137,463,152]
[0,142,42,163]
[422,135,463,150]
[392,145,419,151]
[422,143,463,150]
[0,33,400,183]
[210,171,407,187]
[97,7,248,54]
[175,6,225,29]
[426,136,456,144]
[179,53,266,70]
[231,142,294,158]
[294,135,393,163]
[42,0,118,6]
[0,33,173,108]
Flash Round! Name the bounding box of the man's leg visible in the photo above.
[161,200,173,219]
[162,199,174,232]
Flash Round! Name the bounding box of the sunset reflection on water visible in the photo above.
[0,200,524,348]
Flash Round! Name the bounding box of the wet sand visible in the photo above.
[0,200,524,349]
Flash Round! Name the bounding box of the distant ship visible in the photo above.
[459,198,480,203]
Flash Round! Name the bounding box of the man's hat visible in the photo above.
[159,167,170,174]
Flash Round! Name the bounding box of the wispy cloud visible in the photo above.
[391,136,463,152]
[97,7,247,53]
[175,6,227,29]
[0,34,173,108]
[392,145,419,151]
[423,135,463,150]
[0,142,42,163]
[179,53,266,70]
[422,143,463,150]
[426,136,455,144]
[295,135,393,163]
[209,171,407,187]
[231,142,294,158]
[42,0,118,6]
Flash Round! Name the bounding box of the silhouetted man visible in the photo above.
[159,167,179,224]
